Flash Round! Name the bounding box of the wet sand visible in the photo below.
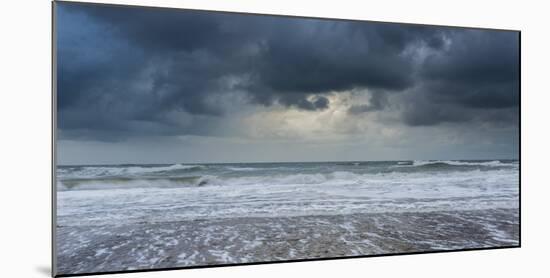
[56,208,519,275]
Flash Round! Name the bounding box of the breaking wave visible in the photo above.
[395,160,516,168]
[57,169,516,192]
[58,164,205,179]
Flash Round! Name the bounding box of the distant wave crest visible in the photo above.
[402,160,515,168]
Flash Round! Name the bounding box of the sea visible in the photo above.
[55,160,519,274]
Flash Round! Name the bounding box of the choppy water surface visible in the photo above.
[56,160,519,274]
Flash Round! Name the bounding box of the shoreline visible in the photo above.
[57,208,519,274]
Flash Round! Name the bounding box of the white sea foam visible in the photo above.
[57,167,519,226]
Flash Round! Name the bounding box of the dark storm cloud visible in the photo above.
[56,2,519,141]
[402,30,519,126]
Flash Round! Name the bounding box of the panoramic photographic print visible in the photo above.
[54,1,520,276]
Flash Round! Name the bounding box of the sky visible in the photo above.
[55,2,520,165]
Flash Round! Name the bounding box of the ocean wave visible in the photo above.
[396,160,516,168]
[58,164,205,179]
[58,168,517,192]
[204,169,518,188]
[59,173,328,191]
[58,176,207,191]
[57,168,519,225]
[224,166,261,171]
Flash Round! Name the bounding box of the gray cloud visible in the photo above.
[348,91,389,114]
[56,2,519,143]
[401,30,519,126]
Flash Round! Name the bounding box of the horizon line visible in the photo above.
[57,157,520,167]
